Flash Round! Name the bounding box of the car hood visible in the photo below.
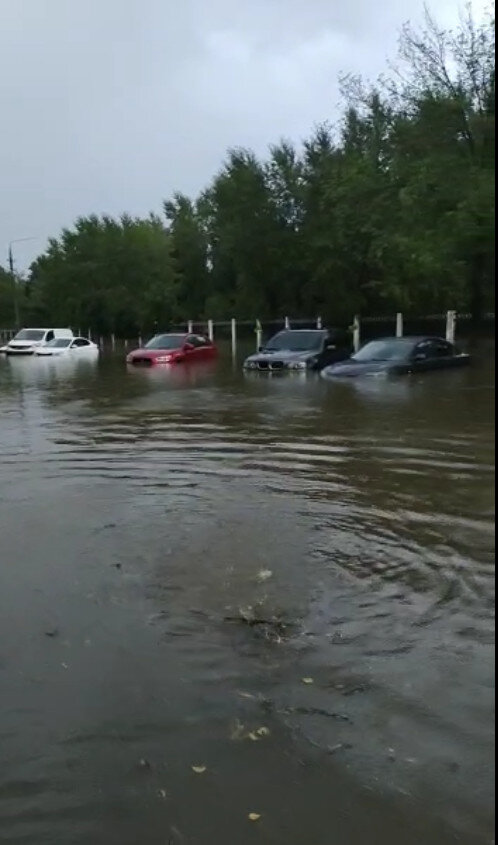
[322,359,394,378]
[36,347,66,356]
[128,348,180,358]
[246,349,317,363]
[8,340,42,348]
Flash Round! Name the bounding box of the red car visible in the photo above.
[126,333,217,366]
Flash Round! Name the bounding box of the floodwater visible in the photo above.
[0,344,494,845]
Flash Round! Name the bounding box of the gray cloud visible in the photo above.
[0,0,490,271]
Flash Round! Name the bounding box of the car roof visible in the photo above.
[274,328,328,334]
[368,335,450,343]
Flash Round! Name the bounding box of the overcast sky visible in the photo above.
[0,0,490,271]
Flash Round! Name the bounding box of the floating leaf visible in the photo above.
[157,788,168,799]
[248,813,261,822]
[302,677,314,685]
[256,726,270,738]
[237,691,255,700]
[256,569,273,582]
[191,765,207,774]
[248,732,260,741]
[230,719,246,740]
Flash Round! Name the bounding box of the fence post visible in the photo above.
[88,328,92,341]
[316,316,322,330]
[446,310,456,343]
[284,316,290,330]
[138,334,142,347]
[231,318,237,358]
[353,315,361,353]
[255,319,262,352]
[187,320,193,334]
[207,319,214,342]
[111,333,116,351]
[396,312,404,338]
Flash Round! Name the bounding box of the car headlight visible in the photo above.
[288,361,308,370]
[156,356,173,363]
[244,360,257,369]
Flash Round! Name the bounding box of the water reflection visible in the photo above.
[0,346,494,845]
[3,354,100,387]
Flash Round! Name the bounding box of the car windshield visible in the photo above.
[352,339,414,362]
[14,329,46,341]
[47,338,71,348]
[145,334,185,350]
[264,331,323,352]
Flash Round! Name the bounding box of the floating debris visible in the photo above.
[248,813,261,822]
[191,765,207,774]
[301,677,314,685]
[256,569,273,583]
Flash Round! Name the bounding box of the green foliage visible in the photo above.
[27,214,179,335]
[18,7,494,332]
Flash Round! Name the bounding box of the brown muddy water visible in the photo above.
[0,344,495,845]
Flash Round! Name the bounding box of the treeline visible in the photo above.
[2,9,494,334]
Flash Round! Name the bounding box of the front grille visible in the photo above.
[257,360,284,371]
[131,357,153,367]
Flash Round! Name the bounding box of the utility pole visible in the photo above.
[7,237,38,329]
[8,243,20,328]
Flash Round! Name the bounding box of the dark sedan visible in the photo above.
[243,329,351,372]
[321,336,471,379]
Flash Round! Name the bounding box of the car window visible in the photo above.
[415,340,452,358]
[72,338,90,347]
[265,331,324,352]
[49,338,72,348]
[14,329,46,341]
[145,334,185,350]
[188,335,208,348]
[433,340,453,357]
[45,330,55,342]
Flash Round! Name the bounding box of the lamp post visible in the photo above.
[8,237,37,328]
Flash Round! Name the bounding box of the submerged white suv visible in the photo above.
[2,328,74,355]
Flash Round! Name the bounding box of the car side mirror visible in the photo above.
[258,346,263,353]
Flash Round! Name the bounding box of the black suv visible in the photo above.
[243,328,352,372]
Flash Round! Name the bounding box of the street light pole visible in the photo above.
[8,236,37,328]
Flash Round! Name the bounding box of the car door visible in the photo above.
[188,335,211,360]
[431,339,456,369]
[411,340,447,371]
[71,338,91,354]
[184,335,201,360]
[320,331,350,366]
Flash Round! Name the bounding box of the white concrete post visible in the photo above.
[446,310,456,344]
[316,316,322,330]
[111,333,116,351]
[396,312,404,338]
[138,334,142,347]
[255,320,262,351]
[231,318,237,358]
[207,319,214,342]
[353,315,361,353]
[284,316,290,330]
[88,328,92,341]
[124,339,128,349]
[187,320,193,334]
